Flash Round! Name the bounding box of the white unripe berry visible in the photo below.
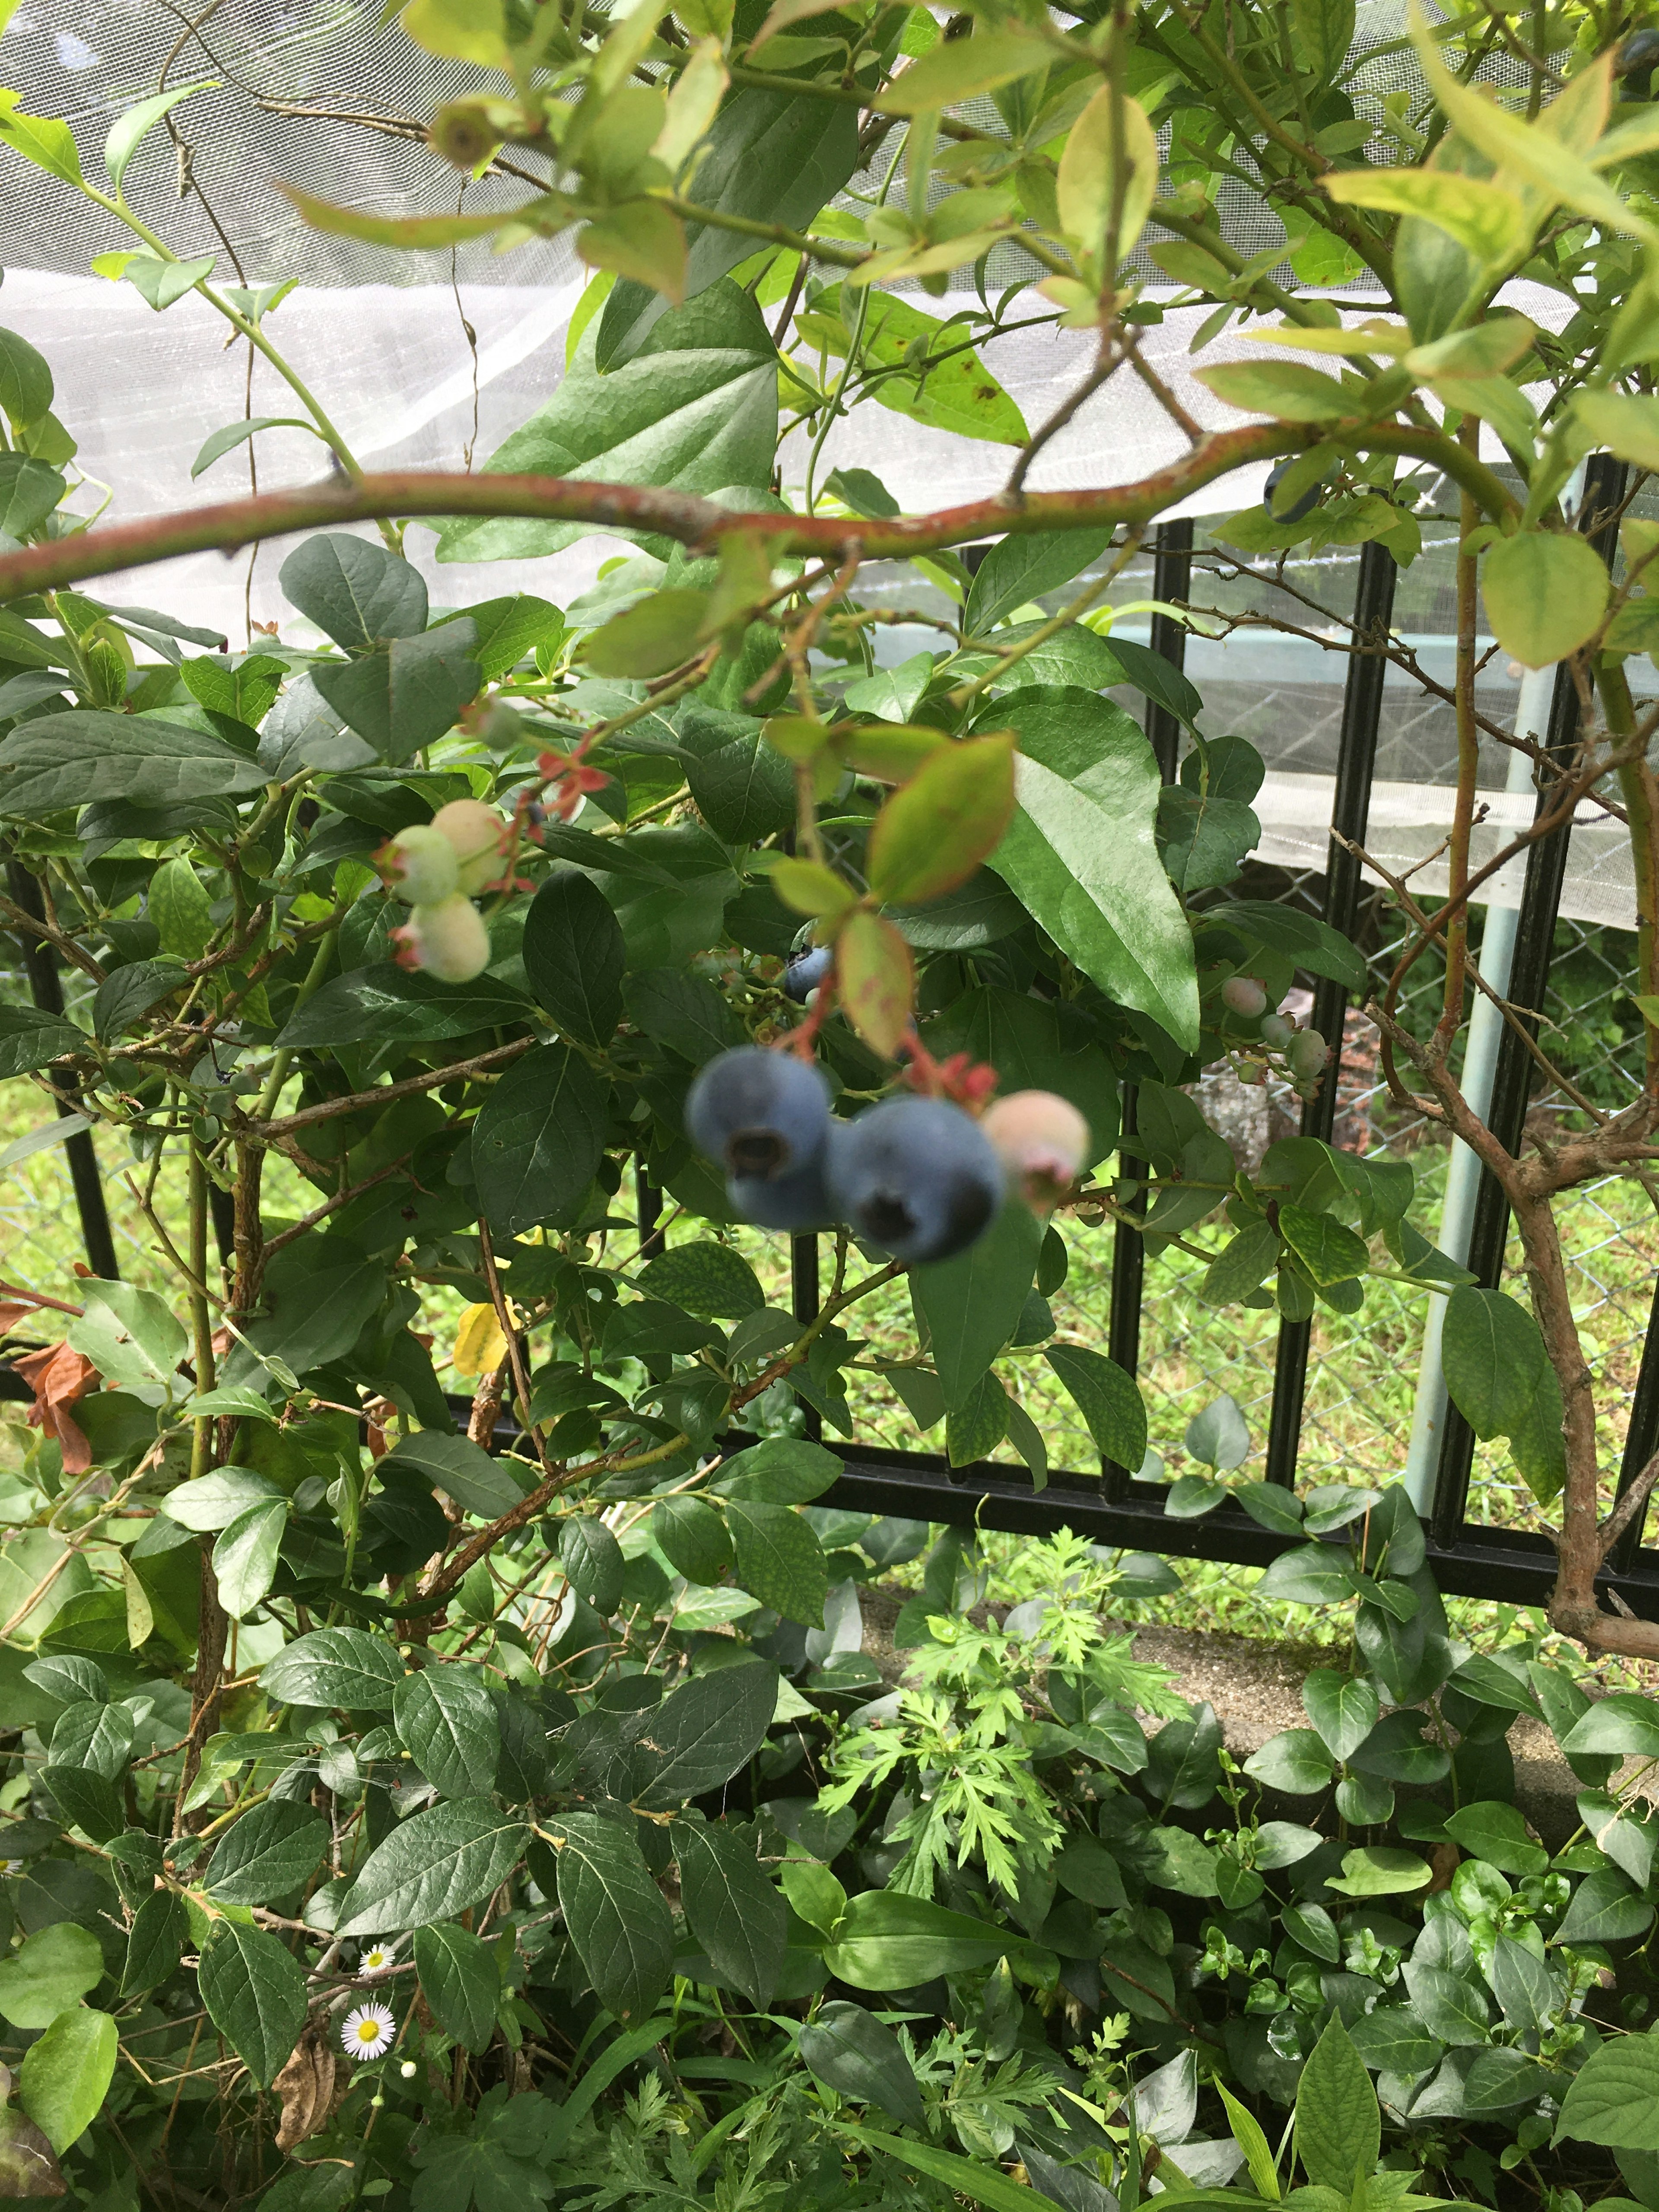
[377,823,459,906]
[1220,975,1268,1019]
[392,894,491,983]
[430,799,509,894]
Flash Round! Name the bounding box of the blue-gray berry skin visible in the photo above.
[783,945,833,1002]
[1265,459,1321,524]
[685,1047,831,1182]
[730,1154,839,1231]
[826,1096,1004,1265]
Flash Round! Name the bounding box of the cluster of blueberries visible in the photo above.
[686,1048,1007,1265]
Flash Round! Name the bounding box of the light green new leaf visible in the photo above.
[1057,82,1160,263]
[0,1924,102,2031]
[18,2008,116,2153]
[105,82,214,192]
[0,107,84,186]
[875,29,1051,114]
[1481,530,1609,669]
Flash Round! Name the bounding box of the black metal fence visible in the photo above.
[6,468,1659,1622]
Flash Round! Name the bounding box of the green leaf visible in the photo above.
[523,870,626,1046]
[583,588,709,680]
[335,1797,530,1937]
[824,1891,1027,1989]
[1441,1286,1567,1505]
[987,687,1198,1050]
[0,453,62,538]
[442,283,779,563]
[0,1923,102,2030]
[17,2007,116,2154]
[799,2001,925,2126]
[1325,1845,1433,1897]
[148,855,214,960]
[552,1810,675,2021]
[1443,1800,1548,1877]
[311,627,481,762]
[1482,529,1610,669]
[381,1430,526,1520]
[1226,901,1367,990]
[946,1372,1008,1468]
[122,254,216,311]
[0,1003,80,1079]
[631,1660,779,1810]
[561,1516,626,1615]
[652,1495,733,1583]
[278,533,429,650]
[121,1892,187,1996]
[1197,359,1353,421]
[472,1043,607,1238]
[876,27,1051,113]
[1243,1728,1335,1794]
[964,529,1113,637]
[1348,2003,1441,2081]
[198,1923,307,2089]
[1403,1960,1490,2046]
[713,1436,842,1504]
[805,287,1025,448]
[847,2127,1068,2212]
[275,962,531,1049]
[191,415,318,479]
[597,90,859,367]
[1295,2016,1379,2192]
[679,703,796,842]
[231,1237,388,1382]
[1556,1867,1655,1945]
[912,1200,1042,1410]
[105,81,214,191]
[727,1500,827,1628]
[212,1501,287,1620]
[1302,1668,1379,1762]
[1556,2036,1659,2148]
[394,1667,501,1799]
[1217,2079,1282,2200]
[1043,1342,1147,1470]
[624,966,744,1064]
[48,1697,133,1779]
[675,1820,786,2008]
[1561,1690,1659,1757]
[1279,1205,1370,1287]
[0,106,84,185]
[260,1627,406,1711]
[413,1923,501,2054]
[638,1241,764,1322]
[1291,0,1355,81]
[68,1279,188,1389]
[0,709,267,817]
[90,960,189,1043]
[205,1801,329,1905]
[0,326,53,427]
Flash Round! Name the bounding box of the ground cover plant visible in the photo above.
[12,0,1659,2202]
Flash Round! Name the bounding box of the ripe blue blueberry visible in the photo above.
[685,1047,832,1186]
[1264,459,1321,524]
[730,1153,839,1230]
[826,1096,1004,1265]
[784,945,833,1002]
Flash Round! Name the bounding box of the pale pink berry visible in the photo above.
[391,894,490,983]
[1287,1029,1328,1081]
[980,1090,1090,1212]
[376,824,459,906]
[430,799,509,894]
[1220,975,1268,1019]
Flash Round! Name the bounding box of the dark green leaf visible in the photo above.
[1442,1801,1548,1877]
[560,1516,626,1615]
[260,1627,406,1711]
[1556,2037,1659,2148]
[381,1430,526,1520]
[48,1698,133,1780]
[472,1043,607,1236]
[278,533,428,650]
[652,1495,733,1584]
[679,704,796,842]
[0,711,267,816]
[623,967,744,1063]
[799,2000,925,2126]
[275,963,532,1050]
[1348,2003,1441,2080]
[1295,2017,1379,2193]
[121,1893,186,1996]
[336,1798,530,1937]
[727,1501,827,1628]
[712,1436,842,1503]
[1302,1669,1378,1762]
[1044,1343,1146,1470]
[413,1923,502,2054]
[630,1660,779,1810]
[675,1821,785,2008]
[1557,1867,1655,1945]
[964,529,1113,636]
[912,1201,1042,1411]
[1225,901,1367,991]
[205,1801,328,1904]
[1243,1728,1335,1794]
[0,1001,79,1082]
[637,1241,764,1322]
[523,870,625,1045]
[553,1809,674,2021]
[1441,1287,1567,1505]
[198,1922,308,2089]
[394,1667,501,1799]
[825,1891,1026,1989]
[1402,1960,1490,2046]
[312,627,481,763]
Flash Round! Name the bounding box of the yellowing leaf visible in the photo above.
[835,909,914,1060]
[401,0,510,68]
[875,30,1052,116]
[1574,388,1659,473]
[1195,359,1352,423]
[453,1303,509,1379]
[1481,530,1609,669]
[577,199,687,305]
[280,182,536,249]
[1056,83,1160,268]
[654,38,727,173]
[866,732,1017,907]
[1325,167,1532,271]
[769,857,854,918]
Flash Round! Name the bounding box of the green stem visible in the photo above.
[254,928,337,1120]
[187,1141,217,1481]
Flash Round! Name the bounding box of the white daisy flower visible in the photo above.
[357,1943,397,1978]
[0,1859,24,1878]
[341,2002,396,2060]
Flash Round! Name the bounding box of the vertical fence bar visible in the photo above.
[1106,521,1192,1492]
[5,860,119,1281]
[1611,1294,1659,1573]
[790,1233,822,1441]
[1264,540,1399,1487]
[636,1167,665,1262]
[1429,453,1627,1547]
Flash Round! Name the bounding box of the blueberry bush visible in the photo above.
[6,0,1659,2202]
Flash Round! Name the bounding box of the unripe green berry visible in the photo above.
[1287,1029,1328,1081]
[392,894,491,983]
[1260,1013,1294,1049]
[377,823,459,905]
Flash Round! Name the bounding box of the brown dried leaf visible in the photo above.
[273,2026,338,2154]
